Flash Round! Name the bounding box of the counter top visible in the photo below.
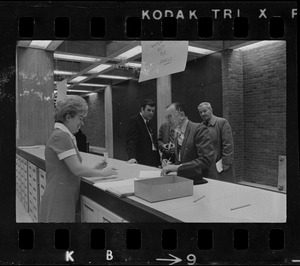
[17,146,286,223]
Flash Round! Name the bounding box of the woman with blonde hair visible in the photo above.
[40,95,117,222]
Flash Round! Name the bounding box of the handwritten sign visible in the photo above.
[138,41,188,82]
[56,79,67,103]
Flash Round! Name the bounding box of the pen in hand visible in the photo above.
[162,158,172,168]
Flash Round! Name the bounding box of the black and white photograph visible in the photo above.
[0,1,298,265]
[16,40,287,223]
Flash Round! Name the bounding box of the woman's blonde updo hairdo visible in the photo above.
[54,95,88,122]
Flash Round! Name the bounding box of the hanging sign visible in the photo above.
[138,41,188,82]
[56,79,67,104]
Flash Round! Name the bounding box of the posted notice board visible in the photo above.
[138,41,189,82]
[56,79,67,103]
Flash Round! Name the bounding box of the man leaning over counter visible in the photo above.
[161,102,218,184]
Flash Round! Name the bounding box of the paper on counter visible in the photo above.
[106,183,135,197]
[139,170,161,179]
[216,159,223,173]
[95,178,138,198]
[93,177,137,190]
[86,176,120,183]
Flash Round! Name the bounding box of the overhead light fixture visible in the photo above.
[54,82,70,87]
[115,45,142,60]
[67,89,92,93]
[124,62,142,68]
[54,70,78,76]
[78,83,107,87]
[188,46,215,55]
[88,64,112,74]
[97,74,131,80]
[30,40,52,49]
[69,76,88,83]
[235,41,282,51]
[87,92,98,96]
[54,52,102,63]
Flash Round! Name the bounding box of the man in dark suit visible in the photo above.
[126,99,161,167]
[161,102,218,184]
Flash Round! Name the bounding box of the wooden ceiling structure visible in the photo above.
[17,40,259,95]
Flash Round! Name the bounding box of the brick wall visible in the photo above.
[222,49,244,182]
[82,92,105,147]
[222,41,286,187]
[242,41,286,186]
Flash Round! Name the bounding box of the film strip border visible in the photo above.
[0,1,298,265]
[12,224,293,264]
[17,15,289,39]
[0,2,297,40]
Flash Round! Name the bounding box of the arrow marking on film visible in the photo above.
[156,254,182,265]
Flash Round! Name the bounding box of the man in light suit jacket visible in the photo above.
[161,102,217,184]
[126,99,161,167]
[198,102,236,183]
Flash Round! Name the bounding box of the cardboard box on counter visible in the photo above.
[134,175,193,202]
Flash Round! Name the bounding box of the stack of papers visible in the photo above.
[94,178,138,198]
[92,170,162,198]
[87,176,120,183]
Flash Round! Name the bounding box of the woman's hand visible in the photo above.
[94,160,107,170]
[101,167,118,177]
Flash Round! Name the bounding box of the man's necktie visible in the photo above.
[176,130,184,162]
[146,121,153,135]
[169,128,175,144]
[146,121,156,151]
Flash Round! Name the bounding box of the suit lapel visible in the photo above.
[138,115,148,135]
[174,130,180,163]
[180,121,191,161]
[138,115,153,145]
[165,124,170,142]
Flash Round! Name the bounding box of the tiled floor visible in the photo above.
[16,196,33,223]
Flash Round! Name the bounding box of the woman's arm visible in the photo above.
[64,155,117,177]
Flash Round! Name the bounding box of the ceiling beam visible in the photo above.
[106,41,141,57]
[17,41,31,48]
[46,41,64,51]
[223,41,260,50]
[189,41,223,51]
[56,41,107,57]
